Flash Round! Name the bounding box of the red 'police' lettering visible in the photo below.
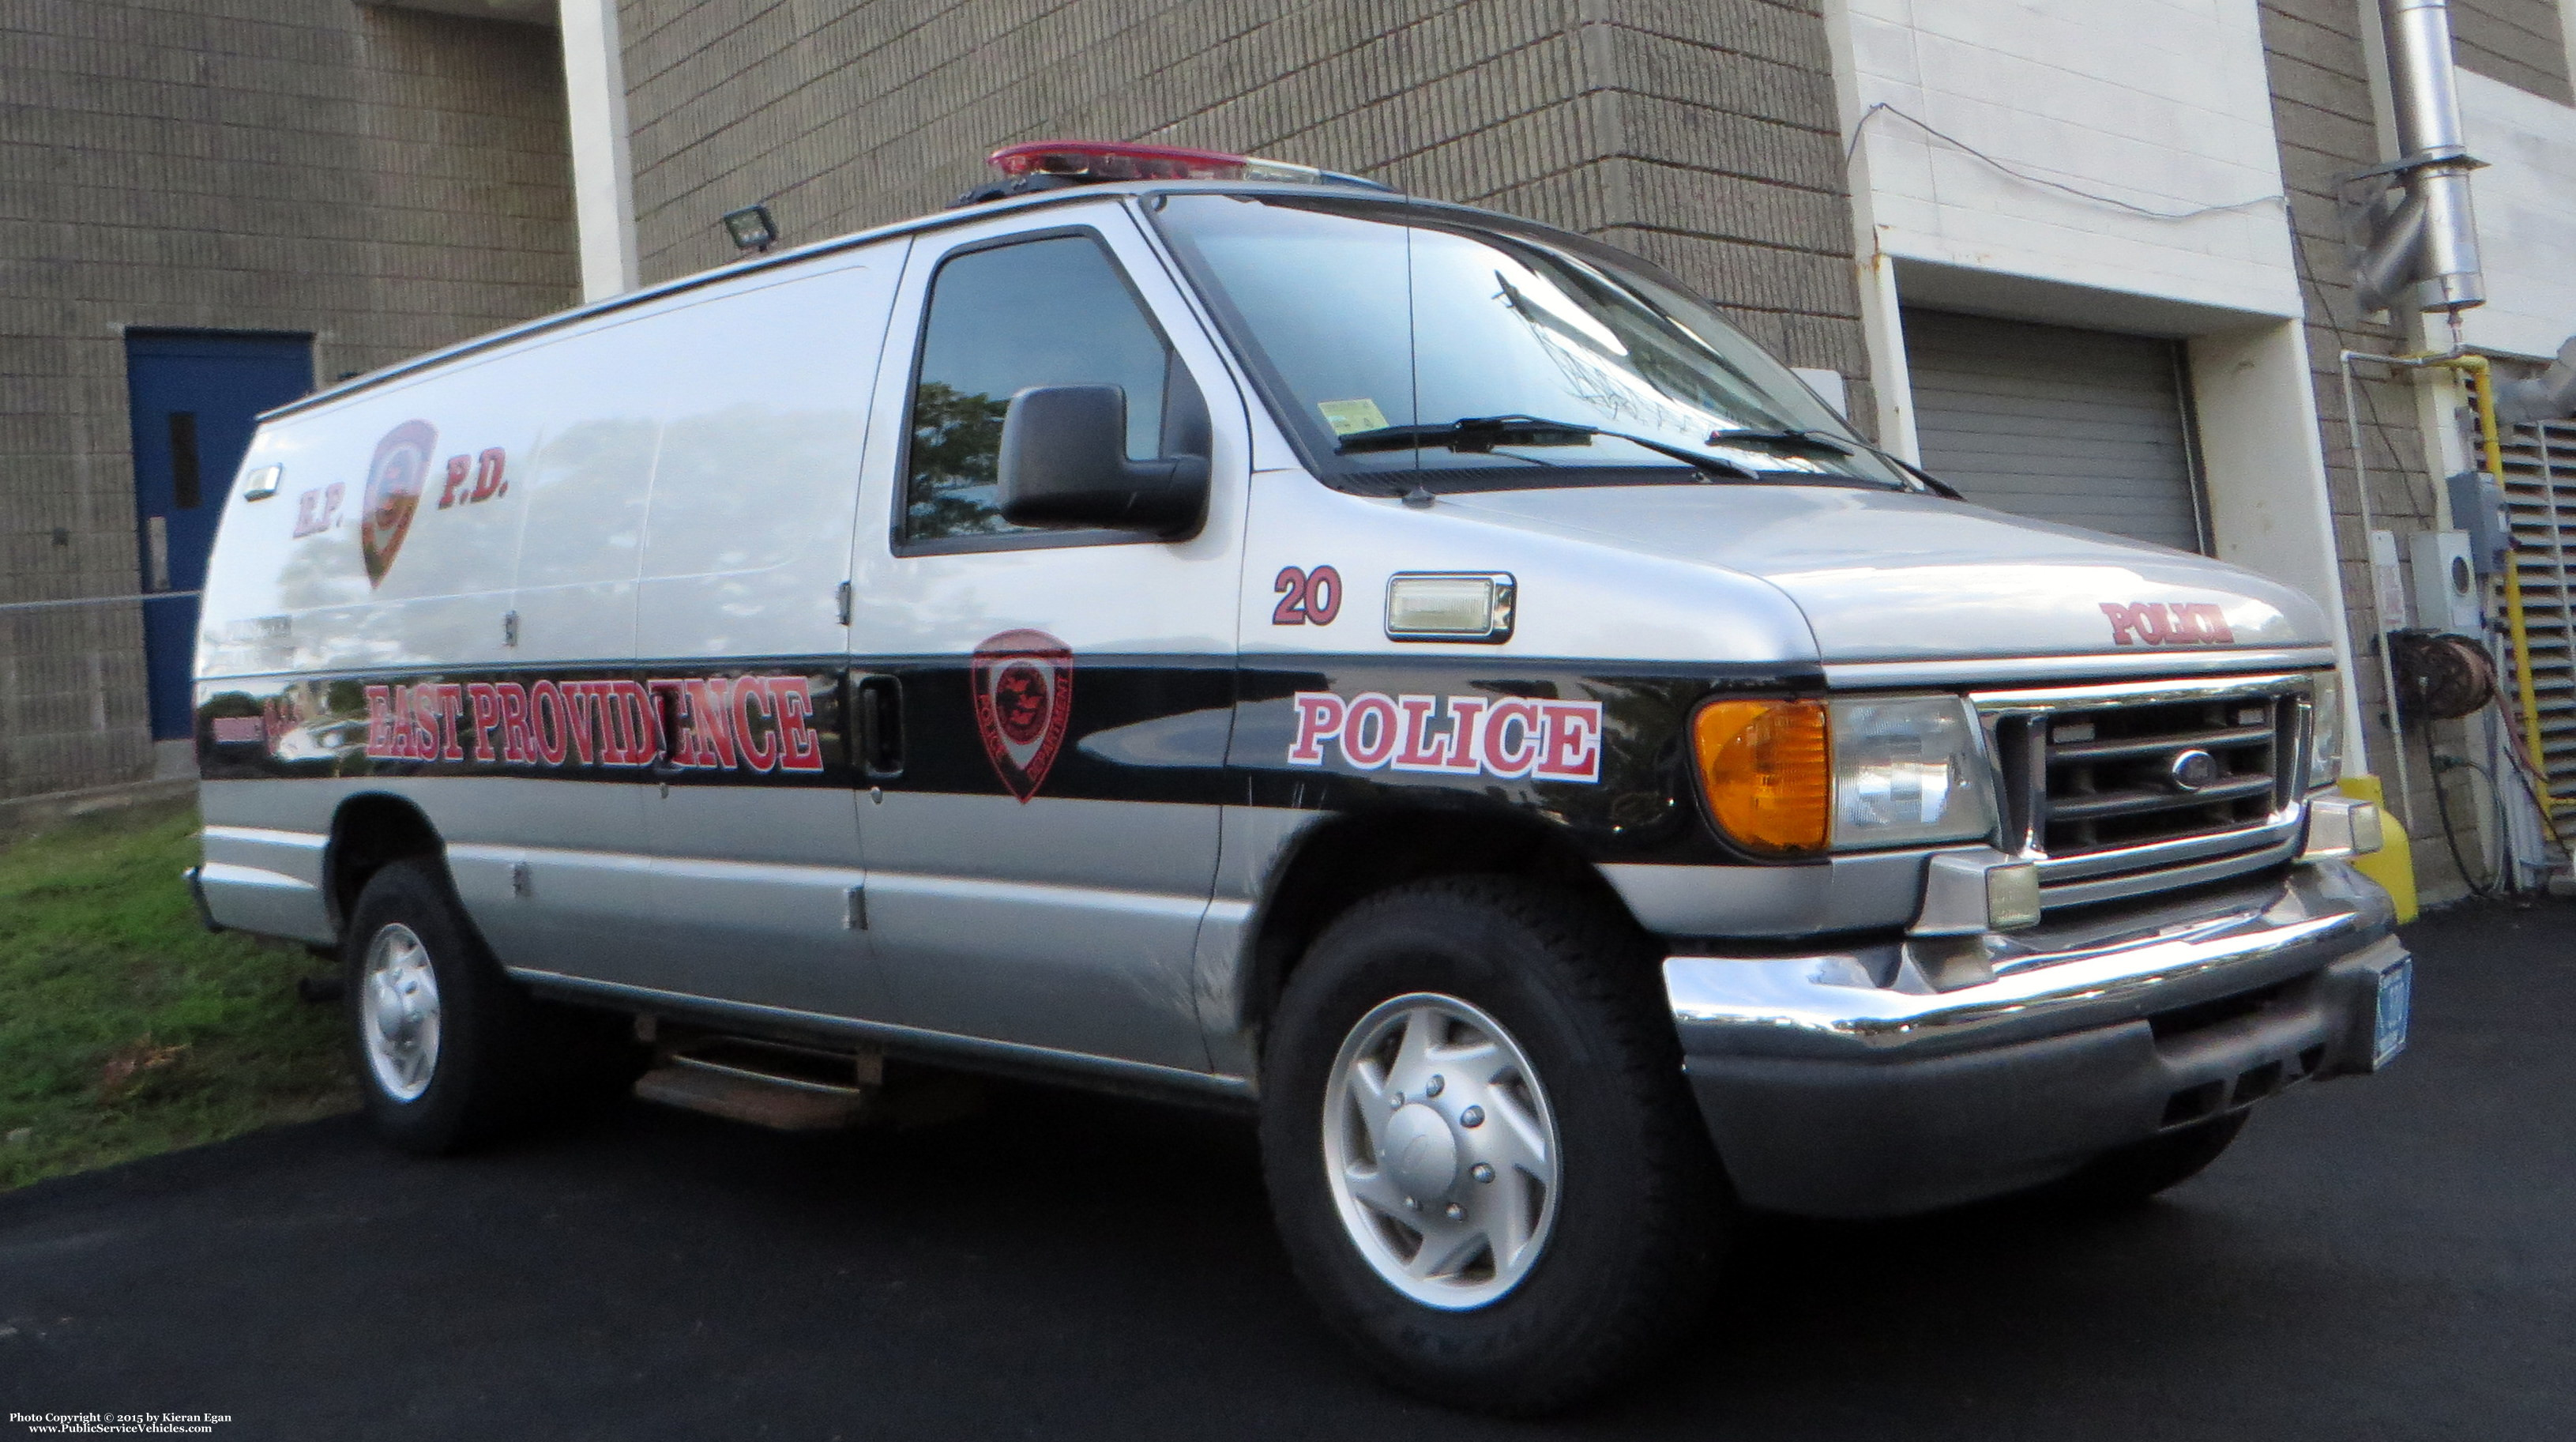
[1288,690,1602,784]
[2104,601,2237,647]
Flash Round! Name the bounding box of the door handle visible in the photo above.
[855,673,904,780]
[650,681,684,781]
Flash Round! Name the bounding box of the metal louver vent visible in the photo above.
[2497,422,2576,811]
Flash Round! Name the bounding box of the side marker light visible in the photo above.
[1690,699,1830,855]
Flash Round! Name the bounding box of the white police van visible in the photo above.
[190,141,2408,1411]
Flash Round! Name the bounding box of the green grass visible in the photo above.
[0,800,353,1191]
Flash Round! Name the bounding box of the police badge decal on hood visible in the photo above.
[972,629,1074,802]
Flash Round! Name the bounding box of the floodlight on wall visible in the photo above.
[722,204,777,253]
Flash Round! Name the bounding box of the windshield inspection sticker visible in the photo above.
[1288,691,1603,781]
[1317,398,1390,436]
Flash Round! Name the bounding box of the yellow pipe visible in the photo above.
[2427,354,2559,811]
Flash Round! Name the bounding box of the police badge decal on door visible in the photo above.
[971,630,1074,801]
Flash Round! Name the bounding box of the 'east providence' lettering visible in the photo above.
[362,676,823,773]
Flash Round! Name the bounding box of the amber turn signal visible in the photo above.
[1690,698,1830,855]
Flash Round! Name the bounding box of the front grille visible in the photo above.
[2036,695,2293,854]
[1978,675,2315,907]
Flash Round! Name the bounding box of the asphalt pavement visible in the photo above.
[4,898,2571,1440]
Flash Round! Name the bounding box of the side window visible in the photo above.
[901,232,1193,547]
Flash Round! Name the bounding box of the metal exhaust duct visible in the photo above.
[2341,0,2485,316]
[2499,336,2576,424]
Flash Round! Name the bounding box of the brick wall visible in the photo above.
[615,0,1869,413]
[2259,0,2481,900]
[2450,0,2570,104]
[0,0,577,800]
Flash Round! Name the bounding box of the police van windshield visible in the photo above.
[1148,193,1912,495]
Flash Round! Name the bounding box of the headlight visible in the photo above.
[1829,696,1996,848]
[1690,695,1996,855]
[2307,671,2345,789]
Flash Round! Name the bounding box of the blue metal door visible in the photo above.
[126,331,312,739]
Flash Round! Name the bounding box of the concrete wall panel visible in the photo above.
[2458,69,2576,363]
[613,0,1869,382]
[1845,0,2302,321]
[2450,0,2570,104]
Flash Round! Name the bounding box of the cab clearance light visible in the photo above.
[1384,572,1516,642]
[986,140,1394,192]
[1690,699,1830,856]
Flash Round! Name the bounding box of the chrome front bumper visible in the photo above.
[1666,860,2403,1218]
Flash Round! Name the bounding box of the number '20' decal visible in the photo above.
[1273,566,1344,626]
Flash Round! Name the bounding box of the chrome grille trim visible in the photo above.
[2048,722,2273,762]
[1971,672,2320,911]
[2033,815,2302,883]
[2047,774,2277,822]
[1824,646,2339,689]
[2037,836,2301,909]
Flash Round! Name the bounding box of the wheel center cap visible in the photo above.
[1384,1102,1461,1199]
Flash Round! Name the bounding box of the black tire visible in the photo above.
[2051,1112,2249,1209]
[1258,876,1724,1414]
[344,858,547,1154]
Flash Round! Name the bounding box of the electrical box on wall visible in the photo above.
[2409,529,2481,634]
[2442,470,2512,578]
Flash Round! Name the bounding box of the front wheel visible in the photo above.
[1259,877,1724,1414]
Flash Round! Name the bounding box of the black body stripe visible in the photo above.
[195,653,1822,865]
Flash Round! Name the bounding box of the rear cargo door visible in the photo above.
[626,250,905,1021]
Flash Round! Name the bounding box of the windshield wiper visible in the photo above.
[1825,432,1961,499]
[1337,415,1760,480]
[1706,427,1854,457]
[1708,426,1961,499]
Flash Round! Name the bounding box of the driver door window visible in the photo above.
[900,231,1203,551]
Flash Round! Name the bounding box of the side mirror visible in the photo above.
[997,385,1208,536]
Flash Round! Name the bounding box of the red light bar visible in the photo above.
[986,140,1391,191]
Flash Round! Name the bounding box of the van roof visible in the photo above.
[257,180,1511,424]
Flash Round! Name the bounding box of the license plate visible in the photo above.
[2373,957,2412,1070]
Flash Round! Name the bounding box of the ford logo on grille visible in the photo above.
[2168,748,2221,792]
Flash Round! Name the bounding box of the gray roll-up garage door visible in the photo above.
[1902,309,2207,553]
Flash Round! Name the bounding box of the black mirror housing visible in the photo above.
[997,385,1209,535]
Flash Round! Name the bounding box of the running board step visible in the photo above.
[634,1066,870,1130]
[632,1036,882,1131]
